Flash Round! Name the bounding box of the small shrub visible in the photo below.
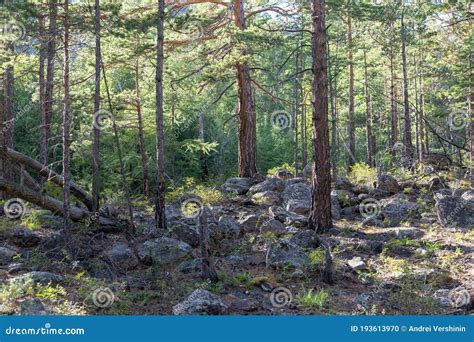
[298,288,330,309]
[349,163,376,187]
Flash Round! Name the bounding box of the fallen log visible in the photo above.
[0,147,93,211]
[0,177,122,229]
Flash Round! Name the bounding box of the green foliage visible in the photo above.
[348,163,376,187]
[266,163,293,177]
[167,177,223,204]
[297,288,330,309]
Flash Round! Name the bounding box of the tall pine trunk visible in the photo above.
[38,14,46,169]
[309,0,332,233]
[234,0,257,178]
[346,13,355,171]
[92,0,101,218]
[363,51,374,167]
[401,12,413,165]
[41,0,57,167]
[62,0,72,238]
[389,21,398,154]
[155,0,167,229]
[135,59,149,197]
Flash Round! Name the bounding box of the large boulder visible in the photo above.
[138,238,193,265]
[249,178,285,194]
[286,199,311,215]
[237,214,259,233]
[172,289,228,315]
[335,177,355,191]
[170,223,200,247]
[0,246,17,265]
[251,191,281,206]
[377,175,400,194]
[302,164,312,179]
[282,182,311,204]
[221,177,254,195]
[214,215,240,240]
[260,219,288,235]
[105,243,139,271]
[434,189,474,229]
[11,227,41,247]
[269,206,291,222]
[266,240,309,269]
[380,195,421,226]
[331,190,358,207]
[290,230,320,249]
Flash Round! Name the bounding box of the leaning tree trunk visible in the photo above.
[62,0,72,237]
[401,12,413,166]
[309,0,332,234]
[346,13,356,171]
[92,0,101,222]
[234,0,257,178]
[155,0,167,229]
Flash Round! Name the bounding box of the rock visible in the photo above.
[138,237,193,265]
[172,289,228,315]
[8,262,24,275]
[341,206,357,216]
[175,259,202,274]
[361,216,385,227]
[286,199,311,215]
[274,169,293,180]
[249,178,285,194]
[380,196,421,226]
[331,195,341,219]
[434,287,473,308]
[328,227,342,236]
[105,243,139,271]
[383,227,425,239]
[284,214,308,228]
[266,240,309,269]
[251,191,281,206]
[214,215,240,240]
[269,206,291,222]
[331,190,358,207]
[353,185,371,195]
[357,240,384,254]
[377,175,400,194]
[170,224,200,247]
[225,255,257,266]
[282,183,311,204]
[11,227,41,247]
[260,219,288,235]
[19,298,49,315]
[302,164,312,179]
[335,177,355,191]
[368,188,391,200]
[238,214,259,233]
[434,189,474,229]
[286,177,307,186]
[358,193,370,201]
[15,271,64,285]
[290,230,320,249]
[221,177,254,195]
[290,269,305,279]
[429,177,448,192]
[348,257,366,270]
[0,246,17,265]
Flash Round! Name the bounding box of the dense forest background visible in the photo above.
[0,0,472,316]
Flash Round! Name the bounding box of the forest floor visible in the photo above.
[0,172,473,316]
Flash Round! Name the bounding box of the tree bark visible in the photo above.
[363,51,374,167]
[41,0,57,167]
[309,0,332,234]
[346,13,356,171]
[92,0,101,222]
[62,0,72,236]
[135,58,149,197]
[0,147,92,210]
[155,0,167,229]
[401,11,413,165]
[38,14,46,172]
[234,0,257,178]
[199,206,218,282]
[329,40,339,179]
[389,21,398,155]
